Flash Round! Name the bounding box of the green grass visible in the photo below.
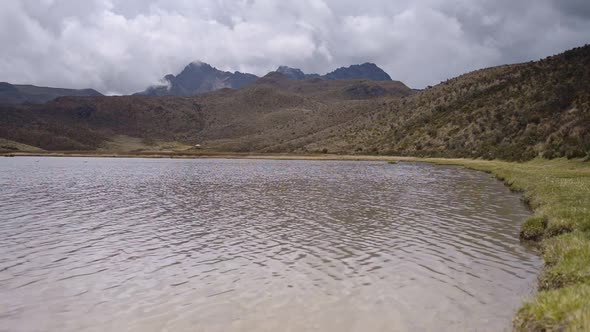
[514,283,590,331]
[97,135,193,153]
[521,216,548,241]
[0,138,44,153]
[409,158,590,331]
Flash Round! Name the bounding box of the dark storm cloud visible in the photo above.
[0,0,588,94]
[552,0,590,19]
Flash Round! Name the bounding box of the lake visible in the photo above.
[0,157,541,331]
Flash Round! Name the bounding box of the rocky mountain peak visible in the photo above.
[324,63,392,81]
[137,61,259,96]
[276,66,306,80]
[137,61,394,96]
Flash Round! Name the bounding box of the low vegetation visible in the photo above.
[0,138,44,153]
[339,45,590,160]
[97,135,195,153]
[0,96,205,150]
[412,158,590,331]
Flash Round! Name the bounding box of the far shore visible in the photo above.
[1,151,421,162]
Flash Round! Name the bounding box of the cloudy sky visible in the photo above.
[1,0,589,94]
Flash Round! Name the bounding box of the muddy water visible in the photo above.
[0,157,540,331]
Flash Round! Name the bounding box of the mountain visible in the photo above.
[276,66,306,80]
[275,66,321,80]
[0,82,103,105]
[138,62,395,97]
[136,62,259,96]
[0,76,412,151]
[1,45,588,160]
[324,63,392,81]
[275,63,392,81]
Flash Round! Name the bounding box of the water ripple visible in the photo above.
[0,157,541,332]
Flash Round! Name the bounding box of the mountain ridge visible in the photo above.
[0,82,103,105]
[325,63,392,81]
[275,63,392,82]
[135,62,259,97]
[137,62,395,96]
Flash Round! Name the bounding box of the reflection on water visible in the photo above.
[0,157,540,331]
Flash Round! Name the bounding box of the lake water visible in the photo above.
[0,157,541,332]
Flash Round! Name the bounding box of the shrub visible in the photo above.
[566,149,587,159]
[520,215,548,241]
[546,219,576,238]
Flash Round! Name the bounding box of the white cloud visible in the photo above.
[0,0,588,94]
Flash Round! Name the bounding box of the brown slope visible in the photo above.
[184,75,411,152]
[0,76,412,152]
[255,72,412,101]
[0,96,204,150]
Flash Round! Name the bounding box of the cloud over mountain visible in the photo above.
[1,0,589,94]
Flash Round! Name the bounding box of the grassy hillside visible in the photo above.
[0,138,44,153]
[192,76,410,152]
[328,45,590,160]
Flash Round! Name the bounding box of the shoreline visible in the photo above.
[415,158,590,331]
[3,151,589,330]
[1,151,418,162]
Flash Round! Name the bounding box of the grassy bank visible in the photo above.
[414,158,590,331]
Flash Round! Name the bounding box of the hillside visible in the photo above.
[0,77,412,152]
[312,45,590,160]
[190,76,411,152]
[0,83,103,105]
[0,95,204,150]
[253,72,410,101]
